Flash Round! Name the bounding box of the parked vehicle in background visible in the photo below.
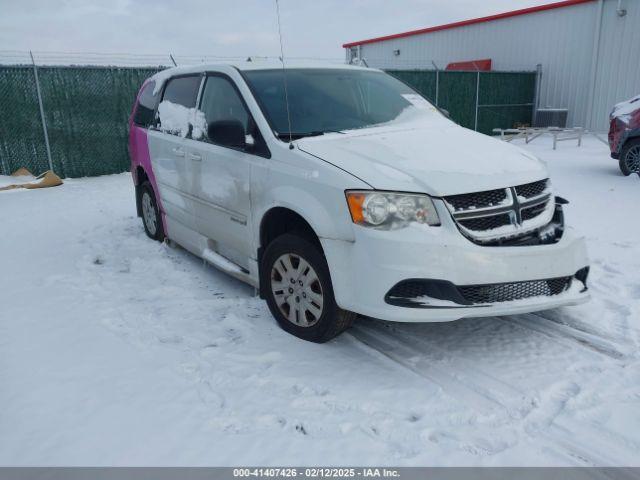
[128,61,590,343]
[609,94,640,175]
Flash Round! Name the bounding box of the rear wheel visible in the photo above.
[140,181,164,242]
[262,233,355,343]
[619,139,640,176]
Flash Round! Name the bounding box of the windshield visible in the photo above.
[242,68,439,139]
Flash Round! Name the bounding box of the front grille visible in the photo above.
[458,277,572,304]
[443,179,553,244]
[445,188,507,211]
[521,202,548,221]
[515,179,548,199]
[458,214,511,231]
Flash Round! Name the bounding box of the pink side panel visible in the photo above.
[128,80,167,235]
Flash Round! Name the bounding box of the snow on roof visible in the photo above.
[342,0,595,48]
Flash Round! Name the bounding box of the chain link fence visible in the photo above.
[0,66,49,176]
[388,69,538,135]
[0,62,537,178]
[0,65,160,177]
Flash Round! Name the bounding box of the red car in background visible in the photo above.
[609,94,640,176]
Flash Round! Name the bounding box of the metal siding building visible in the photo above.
[343,0,639,132]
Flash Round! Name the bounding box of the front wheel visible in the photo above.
[262,233,355,343]
[619,139,640,176]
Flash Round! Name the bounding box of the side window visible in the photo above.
[133,81,156,127]
[161,75,201,108]
[157,75,202,137]
[199,76,251,142]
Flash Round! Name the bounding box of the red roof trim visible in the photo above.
[342,0,594,48]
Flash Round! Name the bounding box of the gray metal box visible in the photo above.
[535,108,569,128]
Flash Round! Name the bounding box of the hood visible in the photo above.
[297,123,547,196]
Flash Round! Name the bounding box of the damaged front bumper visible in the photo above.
[322,199,590,323]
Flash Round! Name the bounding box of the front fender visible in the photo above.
[254,185,356,245]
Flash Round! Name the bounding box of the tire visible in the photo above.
[619,139,640,176]
[140,181,165,242]
[261,233,356,343]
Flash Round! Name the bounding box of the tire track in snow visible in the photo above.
[537,307,631,344]
[348,320,621,466]
[359,321,535,415]
[501,313,628,360]
[348,324,507,415]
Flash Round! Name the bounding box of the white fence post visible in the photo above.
[30,51,53,172]
[474,70,481,131]
[0,155,9,176]
[532,63,542,127]
[431,61,439,107]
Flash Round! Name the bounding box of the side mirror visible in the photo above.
[208,120,246,149]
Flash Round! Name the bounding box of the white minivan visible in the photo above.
[128,61,590,342]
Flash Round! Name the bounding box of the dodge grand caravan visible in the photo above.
[128,62,590,343]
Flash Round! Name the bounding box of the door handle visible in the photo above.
[189,153,202,161]
[172,147,185,157]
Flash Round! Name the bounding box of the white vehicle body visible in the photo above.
[130,61,589,333]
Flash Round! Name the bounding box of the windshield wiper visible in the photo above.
[276,129,345,140]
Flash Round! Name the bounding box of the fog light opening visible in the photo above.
[575,267,590,292]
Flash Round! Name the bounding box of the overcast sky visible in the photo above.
[1,0,552,59]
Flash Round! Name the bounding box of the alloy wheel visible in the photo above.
[625,145,640,173]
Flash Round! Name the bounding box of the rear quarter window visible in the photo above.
[133,81,157,127]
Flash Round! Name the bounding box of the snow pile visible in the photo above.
[157,101,207,139]
[0,170,63,191]
[1,136,639,466]
[0,173,34,189]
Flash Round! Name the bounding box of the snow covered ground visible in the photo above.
[1,135,639,466]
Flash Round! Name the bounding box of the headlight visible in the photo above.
[345,191,440,229]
